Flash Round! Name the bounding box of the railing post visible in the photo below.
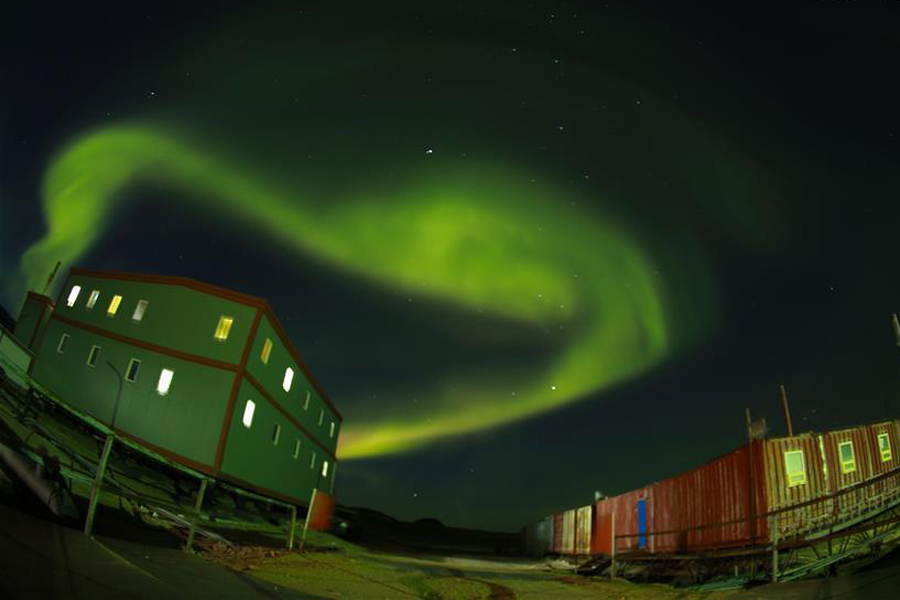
[84,433,115,537]
[771,513,780,583]
[287,505,297,550]
[610,510,617,579]
[184,478,209,552]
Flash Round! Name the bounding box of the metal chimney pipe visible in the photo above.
[779,384,794,437]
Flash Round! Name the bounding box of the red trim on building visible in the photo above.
[214,309,264,470]
[68,268,342,421]
[244,370,337,460]
[51,313,241,373]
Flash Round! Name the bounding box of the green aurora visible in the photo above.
[19,125,693,459]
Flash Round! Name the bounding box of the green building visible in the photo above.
[18,267,341,505]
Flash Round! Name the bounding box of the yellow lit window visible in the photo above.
[260,337,273,364]
[242,400,255,428]
[67,285,82,307]
[879,433,893,462]
[107,294,122,316]
[86,290,100,309]
[214,316,233,341]
[784,450,807,487]
[157,368,174,396]
[283,367,294,392]
[838,441,856,474]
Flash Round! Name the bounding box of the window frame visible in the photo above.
[321,460,329,478]
[309,451,316,469]
[329,421,335,438]
[272,424,281,446]
[56,333,70,353]
[784,449,807,487]
[260,337,273,364]
[213,315,234,341]
[293,439,301,459]
[132,299,149,322]
[125,358,141,382]
[86,290,100,309]
[242,399,256,428]
[282,367,294,392]
[838,440,857,474]
[107,294,123,317]
[156,368,174,396]
[87,344,101,367]
[66,285,81,307]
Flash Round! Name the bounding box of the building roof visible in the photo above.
[65,267,342,421]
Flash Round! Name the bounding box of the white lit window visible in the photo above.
[242,400,256,428]
[125,358,141,382]
[330,421,335,438]
[87,345,101,367]
[321,460,329,478]
[878,433,893,462]
[309,451,316,469]
[107,294,122,316]
[156,368,174,396]
[56,333,70,353]
[293,439,301,459]
[784,450,807,487]
[132,300,149,322]
[214,316,233,341]
[260,337,273,364]
[66,285,81,307]
[283,367,294,392]
[86,290,100,309]
[272,424,281,445]
[838,441,856,474]
[318,408,324,426]
[303,390,311,410]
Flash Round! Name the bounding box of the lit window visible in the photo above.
[784,450,807,487]
[330,422,335,438]
[260,337,273,364]
[309,451,316,469]
[87,345,101,367]
[66,285,81,307]
[321,460,329,478]
[214,316,233,341]
[132,300,149,322]
[303,390,311,410]
[318,408,324,426]
[838,441,856,474]
[242,400,255,428]
[272,424,281,445]
[107,295,122,316]
[56,333,70,353]
[293,439,301,459]
[125,358,141,382]
[86,290,100,309]
[283,367,294,392]
[879,433,893,462]
[157,368,174,396]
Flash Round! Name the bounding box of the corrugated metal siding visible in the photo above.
[552,513,563,553]
[763,434,830,538]
[592,507,614,555]
[863,422,900,510]
[594,488,647,553]
[561,509,576,554]
[650,442,767,552]
[575,505,592,555]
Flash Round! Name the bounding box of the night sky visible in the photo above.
[3,2,900,532]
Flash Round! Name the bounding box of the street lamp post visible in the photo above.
[83,361,123,537]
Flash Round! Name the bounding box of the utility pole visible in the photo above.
[779,384,794,437]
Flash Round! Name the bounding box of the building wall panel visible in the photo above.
[561,508,576,554]
[575,505,592,555]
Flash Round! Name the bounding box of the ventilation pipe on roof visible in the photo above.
[779,384,794,438]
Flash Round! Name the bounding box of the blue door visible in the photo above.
[637,499,647,549]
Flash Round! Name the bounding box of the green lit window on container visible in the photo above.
[66,285,81,307]
[242,400,255,428]
[879,433,893,462]
[784,449,806,487]
[838,441,856,474]
[86,290,100,309]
